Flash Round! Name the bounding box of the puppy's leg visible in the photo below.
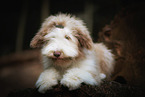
[36,68,60,93]
[60,68,97,90]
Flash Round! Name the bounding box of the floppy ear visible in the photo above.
[30,31,46,48]
[75,29,93,49]
[30,16,55,48]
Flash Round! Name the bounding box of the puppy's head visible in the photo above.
[30,14,93,64]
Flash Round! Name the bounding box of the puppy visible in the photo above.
[30,14,114,93]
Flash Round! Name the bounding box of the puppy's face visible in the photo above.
[42,27,79,60]
[30,14,93,66]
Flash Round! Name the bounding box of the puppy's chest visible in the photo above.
[53,61,79,75]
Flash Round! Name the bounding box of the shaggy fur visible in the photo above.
[30,14,114,93]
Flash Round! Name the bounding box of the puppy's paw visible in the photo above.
[36,69,60,93]
[36,78,58,93]
[100,73,106,79]
[60,68,98,90]
[60,74,82,90]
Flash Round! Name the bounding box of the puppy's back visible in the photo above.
[94,43,114,78]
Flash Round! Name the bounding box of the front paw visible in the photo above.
[36,69,60,93]
[60,74,82,90]
[60,68,99,90]
[36,78,58,93]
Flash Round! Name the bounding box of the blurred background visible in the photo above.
[0,0,145,97]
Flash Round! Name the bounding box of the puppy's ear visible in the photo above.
[30,31,46,48]
[30,16,55,48]
[75,29,93,49]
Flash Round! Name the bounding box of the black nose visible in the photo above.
[53,51,61,58]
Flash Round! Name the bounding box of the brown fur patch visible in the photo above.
[30,34,45,48]
[30,21,66,48]
[30,24,54,48]
[54,21,65,28]
[74,29,93,50]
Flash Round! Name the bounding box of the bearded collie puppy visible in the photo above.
[30,14,114,93]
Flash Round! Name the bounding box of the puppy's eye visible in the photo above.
[45,40,49,43]
[65,35,71,40]
[43,40,49,46]
[51,36,55,38]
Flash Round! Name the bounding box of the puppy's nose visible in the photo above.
[53,51,61,58]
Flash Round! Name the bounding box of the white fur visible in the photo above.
[36,68,60,93]
[34,14,114,93]
[42,28,79,59]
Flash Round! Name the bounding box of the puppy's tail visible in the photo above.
[94,43,115,78]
